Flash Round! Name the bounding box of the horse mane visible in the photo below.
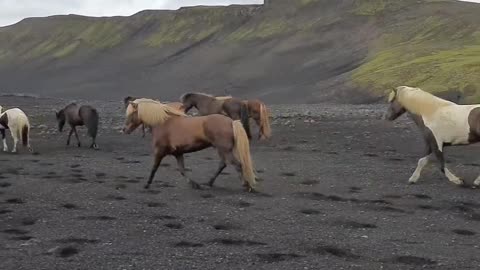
[128,101,186,126]
[215,95,233,101]
[180,92,217,103]
[133,98,161,104]
[64,103,78,110]
[396,86,454,117]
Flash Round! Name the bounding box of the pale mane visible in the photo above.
[396,86,454,117]
[180,92,220,103]
[133,98,161,104]
[215,95,233,101]
[135,102,187,126]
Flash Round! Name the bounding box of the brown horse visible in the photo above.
[123,96,185,137]
[180,93,251,138]
[123,101,257,191]
[214,96,272,140]
[55,103,99,149]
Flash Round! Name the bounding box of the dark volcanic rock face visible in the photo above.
[1,0,479,103]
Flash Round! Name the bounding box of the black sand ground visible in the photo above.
[0,96,479,269]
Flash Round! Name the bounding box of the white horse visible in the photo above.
[384,86,480,187]
[0,105,33,153]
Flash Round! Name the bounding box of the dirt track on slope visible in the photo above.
[0,96,479,269]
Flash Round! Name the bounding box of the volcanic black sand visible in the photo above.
[0,96,479,269]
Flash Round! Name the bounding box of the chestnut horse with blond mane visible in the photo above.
[385,86,480,187]
[123,96,185,137]
[123,101,257,192]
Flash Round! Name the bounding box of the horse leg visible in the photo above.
[1,129,7,152]
[429,134,463,185]
[224,152,253,192]
[89,134,98,149]
[207,152,227,187]
[66,128,74,146]
[10,128,18,153]
[474,175,480,187]
[73,127,81,147]
[408,141,432,184]
[254,117,262,140]
[90,139,98,149]
[175,154,201,189]
[145,150,165,189]
[142,124,146,138]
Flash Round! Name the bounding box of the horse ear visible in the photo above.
[129,102,138,110]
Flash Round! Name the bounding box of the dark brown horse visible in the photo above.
[55,103,99,149]
[123,101,256,191]
[180,93,251,138]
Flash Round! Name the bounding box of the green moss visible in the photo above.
[352,45,480,95]
[227,20,290,41]
[53,40,81,58]
[78,21,127,48]
[353,0,386,15]
[146,9,226,47]
[299,0,318,6]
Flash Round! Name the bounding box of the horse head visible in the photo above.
[123,96,136,108]
[123,102,142,134]
[55,109,66,132]
[384,87,406,121]
[180,93,198,113]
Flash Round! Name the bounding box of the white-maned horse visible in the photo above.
[0,105,33,153]
[384,86,480,187]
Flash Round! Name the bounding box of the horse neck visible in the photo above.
[195,95,216,111]
[399,91,452,117]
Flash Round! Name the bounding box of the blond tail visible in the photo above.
[259,103,271,140]
[232,120,256,188]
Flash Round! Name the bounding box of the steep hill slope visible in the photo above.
[0,0,479,103]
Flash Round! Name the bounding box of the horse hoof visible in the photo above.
[144,185,150,189]
[191,182,202,190]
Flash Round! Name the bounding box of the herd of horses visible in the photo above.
[1,86,480,191]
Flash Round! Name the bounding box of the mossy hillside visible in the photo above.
[352,1,480,101]
[0,16,157,60]
[145,7,243,47]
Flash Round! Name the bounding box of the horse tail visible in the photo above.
[87,109,99,139]
[240,102,251,139]
[232,120,256,188]
[21,124,29,146]
[259,102,271,140]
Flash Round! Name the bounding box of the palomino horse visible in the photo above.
[0,105,32,153]
[385,86,480,187]
[55,103,99,149]
[219,97,272,140]
[123,96,185,137]
[180,93,251,138]
[123,101,256,191]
